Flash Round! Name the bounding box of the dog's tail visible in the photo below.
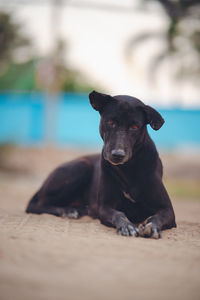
[25,191,39,213]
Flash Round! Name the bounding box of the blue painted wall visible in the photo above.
[0,92,200,150]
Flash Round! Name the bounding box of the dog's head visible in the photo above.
[89,91,164,165]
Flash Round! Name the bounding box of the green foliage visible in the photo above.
[0,11,95,93]
[0,58,95,92]
[0,59,36,91]
[0,12,30,67]
[61,70,95,93]
[165,179,200,199]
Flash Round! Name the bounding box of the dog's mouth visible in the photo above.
[109,157,126,165]
[108,159,126,166]
[107,159,125,166]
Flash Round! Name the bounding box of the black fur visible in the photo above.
[26,91,176,239]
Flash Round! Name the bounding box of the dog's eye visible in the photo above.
[107,120,114,126]
[130,124,139,130]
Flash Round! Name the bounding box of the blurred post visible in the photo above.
[36,0,64,145]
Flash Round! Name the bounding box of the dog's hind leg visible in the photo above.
[26,197,85,218]
[26,158,93,218]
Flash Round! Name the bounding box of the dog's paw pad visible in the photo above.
[117,223,138,237]
[65,208,80,219]
[138,222,161,239]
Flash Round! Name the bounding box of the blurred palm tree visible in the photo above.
[126,0,200,83]
[0,10,94,93]
[0,12,30,72]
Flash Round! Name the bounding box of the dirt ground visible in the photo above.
[0,147,200,300]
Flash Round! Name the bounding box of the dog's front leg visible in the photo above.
[99,206,139,236]
[138,178,176,239]
[138,208,175,239]
[97,173,138,237]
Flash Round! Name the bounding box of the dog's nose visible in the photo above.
[111,149,125,162]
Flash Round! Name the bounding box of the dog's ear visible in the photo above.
[89,91,113,114]
[143,105,164,130]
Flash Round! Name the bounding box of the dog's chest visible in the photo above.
[113,168,137,203]
[122,190,136,203]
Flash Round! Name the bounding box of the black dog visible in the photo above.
[26,91,176,238]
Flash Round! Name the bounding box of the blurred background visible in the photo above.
[0,0,200,200]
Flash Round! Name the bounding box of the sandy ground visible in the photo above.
[0,147,200,300]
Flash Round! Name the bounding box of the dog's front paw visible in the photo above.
[138,222,161,239]
[117,222,139,237]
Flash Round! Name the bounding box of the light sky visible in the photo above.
[3,0,200,107]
